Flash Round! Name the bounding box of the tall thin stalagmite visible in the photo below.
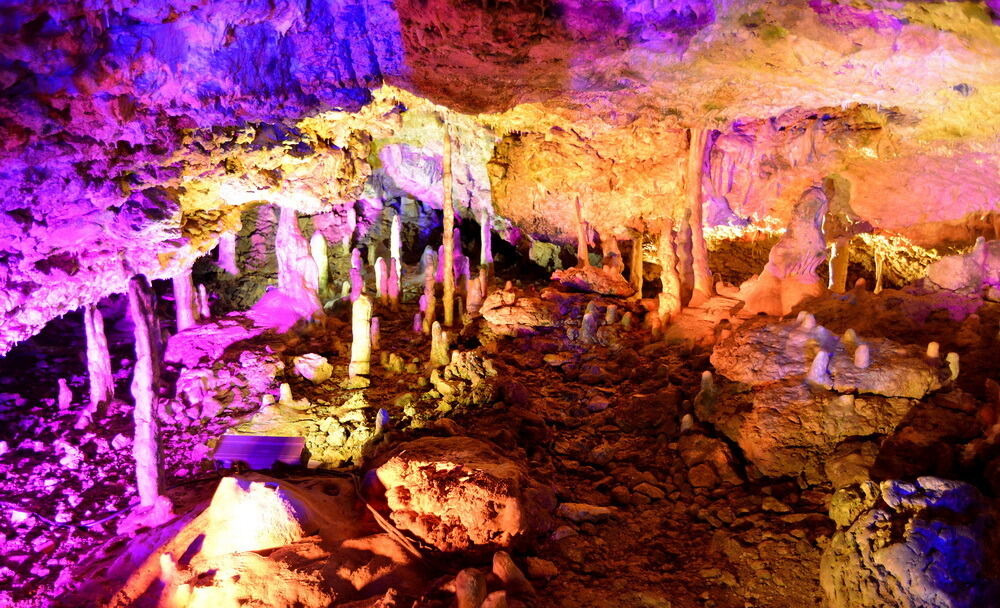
[128,276,164,507]
[310,231,329,299]
[479,210,493,279]
[828,237,850,294]
[442,119,456,326]
[78,304,113,427]
[575,197,589,267]
[629,233,644,298]
[658,219,682,325]
[349,295,373,377]
[172,267,197,331]
[688,127,713,306]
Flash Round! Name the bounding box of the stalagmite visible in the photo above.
[480,210,494,279]
[927,341,940,359]
[57,379,72,410]
[658,220,683,325]
[676,212,694,301]
[344,207,357,248]
[173,267,197,331]
[467,278,483,316]
[128,276,164,508]
[341,281,351,300]
[688,127,713,305]
[574,196,590,267]
[197,285,210,319]
[375,257,388,306]
[454,568,487,608]
[828,237,850,294]
[629,234,644,298]
[310,231,329,299]
[442,120,456,327]
[370,316,380,351]
[390,213,402,278]
[350,248,364,302]
[946,352,960,381]
[79,304,113,427]
[605,304,618,325]
[874,253,885,294]
[479,266,490,300]
[275,206,321,318]
[581,308,600,344]
[854,343,870,368]
[601,234,625,274]
[413,312,423,333]
[422,262,437,334]
[349,295,373,378]
[388,259,400,311]
[807,350,832,386]
[843,328,858,347]
[431,321,450,367]
[217,232,239,275]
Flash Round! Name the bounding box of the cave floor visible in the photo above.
[1,282,998,607]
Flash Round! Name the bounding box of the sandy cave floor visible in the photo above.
[1,277,999,608]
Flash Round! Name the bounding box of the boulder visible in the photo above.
[821,477,999,608]
[374,436,555,553]
[927,237,1000,296]
[480,289,560,332]
[551,265,635,297]
[293,353,333,384]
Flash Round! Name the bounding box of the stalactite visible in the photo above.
[575,196,589,267]
[173,267,197,332]
[217,232,239,275]
[658,220,682,326]
[688,127,713,306]
[310,231,329,299]
[442,120,456,327]
[80,304,113,426]
[828,237,850,294]
[349,295,373,378]
[128,276,164,507]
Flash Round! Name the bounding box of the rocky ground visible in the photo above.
[1,276,999,607]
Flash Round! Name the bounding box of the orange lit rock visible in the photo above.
[375,436,555,553]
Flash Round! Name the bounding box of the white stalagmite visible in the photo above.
[128,276,164,507]
[349,295,373,377]
[350,248,364,302]
[431,321,450,367]
[310,231,329,299]
[807,350,832,386]
[173,267,197,331]
[688,127,713,306]
[390,213,402,297]
[217,232,239,275]
[442,121,456,327]
[83,304,113,417]
[197,284,210,319]
[423,261,437,334]
[370,316,380,351]
[946,352,960,381]
[275,206,322,317]
[658,220,682,325]
[375,257,388,305]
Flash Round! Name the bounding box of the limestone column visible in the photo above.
[275,206,321,317]
[442,120,456,327]
[128,276,164,507]
[688,127,713,306]
[172,267,197,331]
